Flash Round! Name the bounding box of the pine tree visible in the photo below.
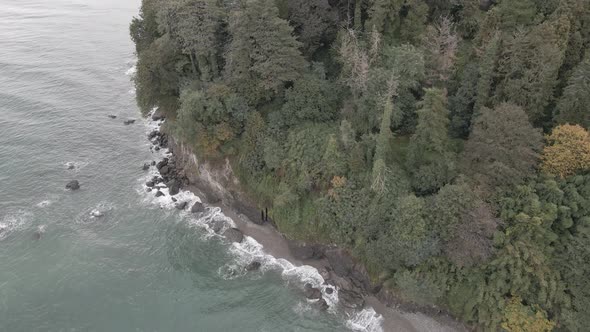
[174,0,225,81]
[225,0,307,103]
[407,88,455,194]
[462,103,543,191]
[496,14,571,125]
[473,31,500,114]
[555,54,590,129]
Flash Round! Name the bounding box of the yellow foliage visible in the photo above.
[501,297,555,332]
[328,176,346,199]
[541,124,590,178]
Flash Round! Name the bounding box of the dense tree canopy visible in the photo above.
[131,0,590,329]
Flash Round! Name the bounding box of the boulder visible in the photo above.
[154,146,160,151]
[211,218,226,233]
[315,298,329,311]
[223,227,244,243]
[146,188,152,192]
[325,287,334,295]
[142,163,150,171]
[145,181,155,187]
[32,231,42,240]
[168,180,180,195]
[245,261,261,271]
[155,191,164,197]
[175,201,188,210]
[123,119,136,125]
[339,289,365,309]
[151,161,156,166]
[148,130,159,140]
[171,197,177,202]
[159,165,169,175]
[65,180,80,190]
[156,159,168,170]
[190,202,205,213]
[152,109,165,121]
[303,283,322,300]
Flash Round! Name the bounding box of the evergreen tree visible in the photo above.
[496,14,571,125]
[406,88,455,195]
[225,0,307,103]
[462,103,543,191]
[555,54,590,129]
[473,31,500,114]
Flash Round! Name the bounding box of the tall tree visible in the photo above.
[406,88,456,195]
[555,54,590,129]
[473,31,500,114]
[225,0,307,103]
[423,17,459,85]
[495,14,571,125]
[462,103,543,191]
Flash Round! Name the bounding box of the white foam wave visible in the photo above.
[125,65,136,77]
[0,211,32,240]
[346,308,384,332]
[36,200,52,208]
[137,106,383,332]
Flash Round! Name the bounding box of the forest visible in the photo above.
[130,0,590,330]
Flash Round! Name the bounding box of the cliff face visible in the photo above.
[166,132,267,225]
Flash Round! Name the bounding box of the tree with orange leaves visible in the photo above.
[541,124,590,178]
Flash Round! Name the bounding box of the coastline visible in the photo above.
[144,110,468,332]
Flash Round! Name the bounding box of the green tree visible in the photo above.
[462,103,543,191]
[555,54,590,128]
[286,0,338,56]
[130,0,161,53]
[473,31,500,114]
[225,0,307,103]
[406,88,456,194]
[496,14,570,125]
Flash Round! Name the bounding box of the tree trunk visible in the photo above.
[189,52,198,77]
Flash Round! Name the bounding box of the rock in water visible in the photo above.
[325,287,334,295]
[315,298,329,311]
[175,201,188,210]
[142,163,150,171]
[223,228,244,243]
[303,283,322,300]
[65,180,80,190]
[155,191,164,197]
[245,261,261,271]
[190,202,205,213]
[107,114,117,119]
[123,119,136,125]
[168,181,180,196]
[66,162,76,170]
[211,219,225,233]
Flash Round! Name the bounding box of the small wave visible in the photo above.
[63,160,89,172]
[36,200,52,208]
[137,105,383,332]
[0,211,32,240]
[74,202,114,223]
[346,308,384,332]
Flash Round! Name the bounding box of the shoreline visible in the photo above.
[144,110,468,332]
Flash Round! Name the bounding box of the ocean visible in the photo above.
[0,0,382,331]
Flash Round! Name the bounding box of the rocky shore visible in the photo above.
[143,110,468,332]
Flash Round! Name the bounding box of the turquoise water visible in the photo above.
[0,1,383,331]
